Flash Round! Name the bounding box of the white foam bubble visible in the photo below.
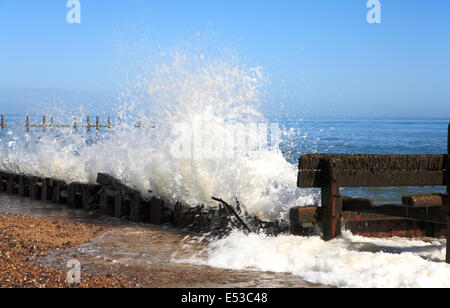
[181,230,449,288]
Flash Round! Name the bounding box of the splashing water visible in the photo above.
[0,45,317,221]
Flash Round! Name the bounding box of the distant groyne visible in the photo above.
[0,114,148,132]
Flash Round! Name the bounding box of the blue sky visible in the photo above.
[0,0,449,117]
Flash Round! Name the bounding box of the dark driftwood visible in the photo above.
[212,197,252,233]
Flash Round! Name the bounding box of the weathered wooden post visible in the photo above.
[73,117,78,133]
[99,192,108,215]
[82,186,92,210]
[50,117,55,131]
[96,116,100,132]
[130,193,141,222]
[26,115,30,132]
[18,176,24,196]
[87,116,91,132]
[67,182,76,207]
[81,184,101,210]
[150,198,166,225]
[446,122,450,264]
[42,116,47,132]
[0,171,7,192]
[52,180,68,204]
[18,175,28,197]
[68,182,83,208]
[1,114,5,129]
[7,174,19,195]
[29,176,42,200]
[114,192,123,218]
[99,190,119,216]
[320,159,342,241]
[6,174,13,194]
[108,117,112,129]
[41,178,54,202]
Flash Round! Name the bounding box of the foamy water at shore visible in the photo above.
[180,230,449,288]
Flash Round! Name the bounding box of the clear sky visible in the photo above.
[0,0,449,117]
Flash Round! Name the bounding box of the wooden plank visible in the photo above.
[289,206,318,236]
[342,197,447,224]
[289,206,416,237]
[402,193,447,207]
[290,206,318,224]
[290,206,404,223]
[299,154,447,171]
[342,211,403,222]
[298,169,445,188]
[342,196,374,208]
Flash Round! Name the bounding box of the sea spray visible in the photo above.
[0,43,318,221]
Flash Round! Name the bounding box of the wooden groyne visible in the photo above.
[292,122,450,263]
[0,114,147,132]
[0,171,238,234]
[26,115,112,132]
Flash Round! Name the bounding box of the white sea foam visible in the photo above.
[180,230,449,288]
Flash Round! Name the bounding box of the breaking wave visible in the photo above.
[0,42,318,221]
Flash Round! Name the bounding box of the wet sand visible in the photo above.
[0,195,328,288]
